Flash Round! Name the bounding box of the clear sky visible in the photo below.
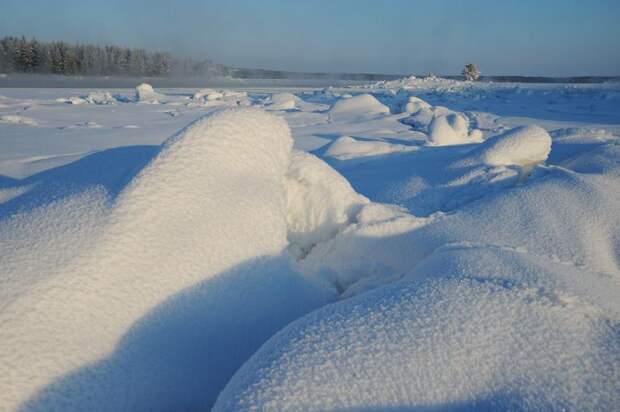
[1,0,619,76]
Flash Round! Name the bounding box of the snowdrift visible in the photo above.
[135,83,166,103]
[2,83,620,412]
[214,139,620,412]
[263,92,324,112]
[329,93,390,120]
[324,135,417,160]
[401,96,482,146]
[0,109,334,411]
[0,114,38,126]
[265,92,299,110]
[285,150,368,258]
[215,271,619,411]
[467,125,552,167]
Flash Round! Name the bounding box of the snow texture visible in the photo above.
[329,93,390,120]
[0,108,334,411]
[1,80,619,412]
[285,150,368,258]
[468,125,552,167]
[135,83,166,103]
[324,135,417,160]
[0,114,38,126]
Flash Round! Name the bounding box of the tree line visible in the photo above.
[0,36,229,77]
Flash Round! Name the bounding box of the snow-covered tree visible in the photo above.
[462,63,481,81]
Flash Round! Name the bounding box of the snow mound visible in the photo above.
[57,96,86,105]
[0,114,38,126]
[265,92,299,110]
[324,135,418,160]
[65,121,103,129]
[469,125,552,167]
[285,150,368,258]
[217,161,620,411]
[135,83,165,103]
[404,95,431,113]
[0,109,334,411]
[428,112,479,146]
[400,97,482,145]
[329,94,390,120]
[362,74,466,92]
[263,92,325,112]
[215,273,619,412]
[58,92,116,105]
[193,88,224,101]
[560,142,620,175]
[85,91,117,105]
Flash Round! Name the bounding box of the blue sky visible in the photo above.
[1,0,619,75]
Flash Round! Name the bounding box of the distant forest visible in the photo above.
[0,36,229,77]
[1,36,617,83]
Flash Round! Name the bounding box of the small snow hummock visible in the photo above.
[135,83,165,103]
[85,91,116,105]
[324,135,418,160]
[59,91,117,105]
[470,125,552,167]
[0,114,38,126]
[401,96,482,146]
[428,112,482,146]
[329,93,390,120]
[404,96,431,113]
[193,88,224,101]
[265,92,299,110]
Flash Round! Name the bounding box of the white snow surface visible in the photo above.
[0,114,38,126]
[329,93,390,120]
[135,83,166,103]
[467,125,552,167]
[1,79,619,411]
[324,135,417,160]
[0,108,335,411]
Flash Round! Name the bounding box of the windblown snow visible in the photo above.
[0,78,619,411]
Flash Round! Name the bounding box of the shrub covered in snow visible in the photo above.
[463,63,481,81]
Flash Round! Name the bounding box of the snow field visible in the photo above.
[0,79,619,411]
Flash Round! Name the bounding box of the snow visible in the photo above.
[399,95,483,145]
[1,79,619,411]
[265,92,298,110]
[404,95,431,113]
[329,93,390,120]
[215,274,618,412]
[0,108,335,411]
[135,82,166,103]
[467,125,552,167]
[324,135,418,160]
[285,150,368,258]
[0,114,38,126]
[85,91,117,105]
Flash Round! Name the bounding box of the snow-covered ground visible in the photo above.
[1,78,619,411]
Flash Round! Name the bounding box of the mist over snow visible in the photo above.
[0,75,619,412]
